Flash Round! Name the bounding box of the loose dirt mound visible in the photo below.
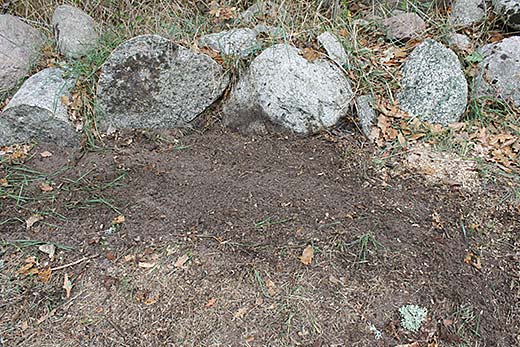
[1,129,518,346]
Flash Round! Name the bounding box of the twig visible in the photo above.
[51,254,99,271]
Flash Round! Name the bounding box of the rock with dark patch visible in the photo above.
[493,0,520,29]
[384,12,426,41]
[397,39,468,125]
[449,0,486,27]
[0,14,46,93]
[222,44,353,134]
[199,28,259,57]
[317,31,349,66]
[52,5,99,59]
[0,68,78,146]
[474,36,520,106]
[96,35,229,131]
[355,95,377,138]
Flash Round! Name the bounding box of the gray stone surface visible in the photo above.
[397,39,468,125]
[0,14,46,93]
[355,95,377,138]
[474,36,520,106]
[450,0,486,27]
[317,31,348,66]
[239,1,285,23]
[493,0,520,29]
[199,28,259,57]
[52,5,99,59]
[448,32,473,51]
[96,35,229,131]
[384,12,426,41]
[223,44,353,134]
[0,67,78,146]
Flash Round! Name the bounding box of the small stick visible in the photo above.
[51,254,99,271]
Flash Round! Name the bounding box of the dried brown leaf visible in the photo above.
[300,245,314,265]
[63,273,73,298]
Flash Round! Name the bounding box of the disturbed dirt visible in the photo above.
[0,128,519,346]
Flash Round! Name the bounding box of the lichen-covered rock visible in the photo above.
[450,0,486,27]
[398,39,468,125]
[0,68,78,146]
[317,31,349,66]
[493,0,520,29]
[384,12,426,41]
[96,35,229,131]
[355,95,377,138]
[222,44,353,134]
[474,36,520,106]
[52,5,99,59]
[199,28,259,57]
[0,14,46,93]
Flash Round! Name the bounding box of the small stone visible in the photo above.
[384,12,426,41]
[493,0,520,29]
[239,1,285,23]
[474,36,520,107]
[355,95,377,138]
[52,5,100,59]
[223,44,353,134]
[449,0,486,27]
[96,35,229,131]
[447,33,473,51]
[0,68,78,147]
[199,28,259,57]
[397,39,468,125]
[317,31,349,66]
[0,14,46,93]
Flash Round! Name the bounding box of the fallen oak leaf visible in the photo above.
[39,182,54,192]
[39,151,53,158]
[144,295,160,305]
[63,273,73,299]
[205,298,217,308]
[138,261,156,269]
[300,47,321,62]
[26,214,43,230]
[38,266,52,283]
[300,245,314,265]
[174,254,189,268]
[38,244,56,260]
[234,306,248,319]
[464,251,482,270]
[112,215,125,225]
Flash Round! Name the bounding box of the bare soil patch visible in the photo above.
[1,128,518,346]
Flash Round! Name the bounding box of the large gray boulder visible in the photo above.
[493,0,520,29]
[397,39,468,125]
[0,68,78,147]
[474,36,520,106]
[96,35,229,131]
[449,0,487,27]
[52,5,99,59]
[199,28,259,57]
[222,44,353,134]
[0,14,46,93]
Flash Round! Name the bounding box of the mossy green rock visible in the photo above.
[397,39,468,125]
